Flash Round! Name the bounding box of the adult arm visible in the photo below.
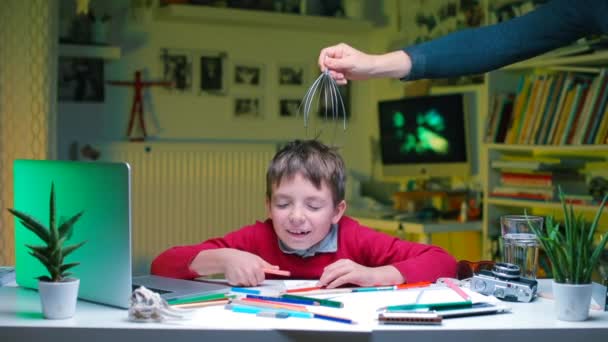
[404,0,607,80]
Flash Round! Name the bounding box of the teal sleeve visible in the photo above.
[402,0,608,81]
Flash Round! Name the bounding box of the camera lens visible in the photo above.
[492,262,521,279]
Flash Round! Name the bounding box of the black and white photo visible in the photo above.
[234,63,262,86]
[279,99,301,117]
[234,97,262,118]
[200,55,225,92]
[58,57,104,102]
[160,48,193,92]
[278,65,305,86]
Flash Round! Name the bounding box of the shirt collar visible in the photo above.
[278,223,338,258]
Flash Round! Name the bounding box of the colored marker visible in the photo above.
[263,268,291,277]
[385,300,473,311]
[257,311,290,319]
[443,278,471,301]
[231,287,261,295]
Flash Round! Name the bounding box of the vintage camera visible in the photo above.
[471,262,537,302]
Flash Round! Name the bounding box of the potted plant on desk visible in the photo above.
[8,183,86,319]
[527,190,608,321]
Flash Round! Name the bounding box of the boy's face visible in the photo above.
[266,172,346,251]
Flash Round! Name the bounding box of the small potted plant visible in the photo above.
[8,183,86,319]
[527,190,608,321]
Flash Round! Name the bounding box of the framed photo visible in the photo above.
[200,53,228,94]
[278,64,306,86]
[58,57,104,102]
[279,99,301,117]
[234,96,263,118]
[233,62,263,87]
[160,48,193,93]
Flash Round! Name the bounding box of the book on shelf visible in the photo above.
[488,69,608,145]
[491,158,587,172]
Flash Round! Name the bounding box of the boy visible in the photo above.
[151,140,457,287]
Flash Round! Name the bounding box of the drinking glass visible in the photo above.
[500,215,542,279]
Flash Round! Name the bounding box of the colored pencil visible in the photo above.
[352,286,395,292]
[288,288,353,296]
[263,268,291,277]
[395,281,433,290]
[311,312,355,324]
[285,286,324,293]
[443,278,471,301]
[227,304,313,319]
[231,298,309,312]
[170,298,230,309]
[281,294,344,308]
[167,293,231,305]
[246,294,319,306]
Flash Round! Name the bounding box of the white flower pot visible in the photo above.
[38,278,80,319]
[552,281,592,321]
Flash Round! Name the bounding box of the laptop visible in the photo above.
[13,159,229,309]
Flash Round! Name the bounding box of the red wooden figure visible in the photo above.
[107,70,171,141]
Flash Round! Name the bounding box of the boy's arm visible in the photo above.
[350,223,458,283]
[150,239,231,279]
[189,248,278,286]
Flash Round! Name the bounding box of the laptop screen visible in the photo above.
[13,159,133,308]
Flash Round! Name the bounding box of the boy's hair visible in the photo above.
[266,140,346,205]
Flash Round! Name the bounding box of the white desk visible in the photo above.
[1,280,607,342]
[354,216,482,244]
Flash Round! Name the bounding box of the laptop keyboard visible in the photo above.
[132,285,172,294]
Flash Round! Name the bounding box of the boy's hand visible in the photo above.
[222,249,278,287]
[317,259,404,289]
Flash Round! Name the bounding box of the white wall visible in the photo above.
[57,1,409,179]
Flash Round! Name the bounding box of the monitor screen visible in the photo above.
[378,94,469,178]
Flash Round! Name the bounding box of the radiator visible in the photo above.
[94,141,278,274]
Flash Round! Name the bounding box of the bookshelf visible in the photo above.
[480,51,608,260]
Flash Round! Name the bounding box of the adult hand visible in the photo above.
[318,43,412,84]
[318,43,376,85]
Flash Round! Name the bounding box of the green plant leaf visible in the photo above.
[62,241,86,259]
[12,185,86,282]
[58,211,84,239]
[60,262,80,274]
[50,183,57,243]
[7,209,50,244]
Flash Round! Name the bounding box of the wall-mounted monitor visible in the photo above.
[377,94,470,179]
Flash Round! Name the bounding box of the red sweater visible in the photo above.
[151,216,457,283]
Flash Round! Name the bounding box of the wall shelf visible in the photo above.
[485,143,608,153]
[59,44,121,60]
[486,197,604,213]
[155,4,374,33]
